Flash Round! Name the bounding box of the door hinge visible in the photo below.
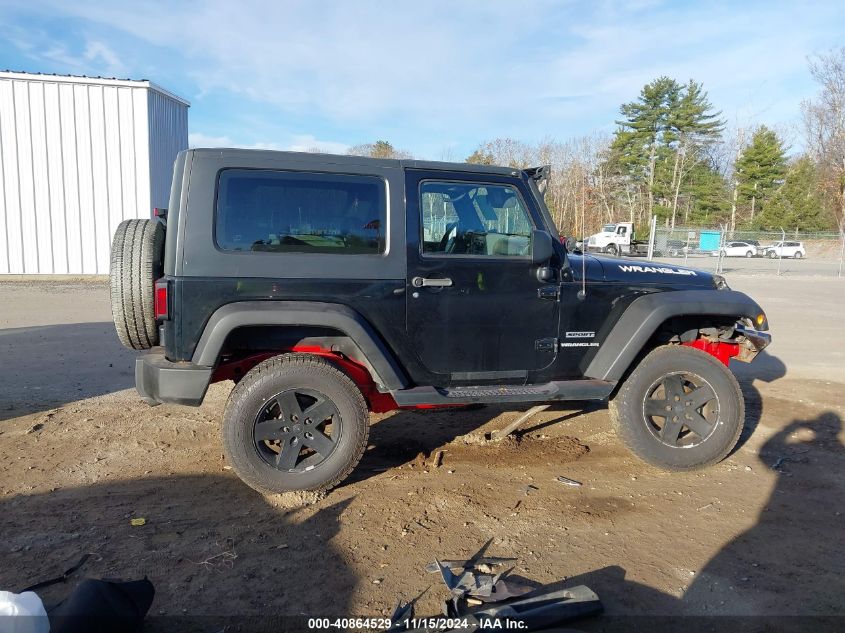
[535,337,558,352]
[537,285,559,301]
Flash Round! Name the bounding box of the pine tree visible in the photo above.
[755,156,831,231]
[610,77,725,226]
[735,126,787,226]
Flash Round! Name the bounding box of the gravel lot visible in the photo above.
[0,275,843,628]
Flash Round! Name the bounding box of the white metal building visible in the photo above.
[0,71,189,274]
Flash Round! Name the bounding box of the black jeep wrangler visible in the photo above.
[110,149,770,494]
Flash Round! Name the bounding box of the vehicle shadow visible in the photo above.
[732,350,787,452]
[0,474,357,629]
[351,402,599,483]
[354,349,786,483]
[0,322,135,422]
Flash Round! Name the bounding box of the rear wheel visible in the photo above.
[222,354,369,494]
[109,219,164,350]
[609,345,744,470]
[794,251,803,259]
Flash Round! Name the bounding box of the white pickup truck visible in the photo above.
[586,223,651,257]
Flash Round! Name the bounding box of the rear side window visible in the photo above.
[216,169,386,254]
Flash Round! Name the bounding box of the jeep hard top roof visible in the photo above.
[187,147,532,178]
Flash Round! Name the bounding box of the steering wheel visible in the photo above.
[438,222,459,253]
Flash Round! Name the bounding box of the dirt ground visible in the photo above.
[1,276,843,629]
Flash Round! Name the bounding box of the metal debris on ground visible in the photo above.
[554,475,583,487]
[424,557,517,574]
[488,405,551,441]
[416,539,602,631]
[473,585,602,629]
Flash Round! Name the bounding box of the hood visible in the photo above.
[567,253,606,282]
[570,253,717,287]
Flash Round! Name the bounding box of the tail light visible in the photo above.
[154,279,170,320]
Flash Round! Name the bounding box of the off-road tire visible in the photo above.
[609,345,744,471]
[222,353,369,494]
[110,219,165,350]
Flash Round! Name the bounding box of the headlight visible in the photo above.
[713,274,729,290]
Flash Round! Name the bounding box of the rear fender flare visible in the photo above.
[192,301,408,391]
[584,290,767,382]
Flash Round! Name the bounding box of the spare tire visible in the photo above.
[110,219,165,350]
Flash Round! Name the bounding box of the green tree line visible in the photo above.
[346,49,845,236]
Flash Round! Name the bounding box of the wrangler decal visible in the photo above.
[618,264,697,276]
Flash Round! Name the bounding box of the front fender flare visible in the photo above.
[584,290,767,382]
[191,301,409,391]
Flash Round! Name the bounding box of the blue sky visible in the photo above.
[2,0,843,159]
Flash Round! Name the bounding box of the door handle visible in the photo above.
[411,276,453,288]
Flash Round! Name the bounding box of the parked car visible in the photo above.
[665,239,689,257]
[711,241,757,258]
[762,241,806,259]
[109,148,771,494]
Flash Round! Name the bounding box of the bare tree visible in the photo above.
[802,47,845,227]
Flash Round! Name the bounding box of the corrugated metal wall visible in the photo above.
[0,74,188,274]
[148,90,189,211]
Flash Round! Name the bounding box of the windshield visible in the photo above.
[602,224,617,233]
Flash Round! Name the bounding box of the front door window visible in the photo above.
[420,181,533,257]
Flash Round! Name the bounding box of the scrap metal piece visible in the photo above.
[475,585,602,629]
[424,557,517,574]
[555,475,582,487]
[387,601,414,632]
[475,578,534,603]
[435,559,476,594]
[491,405,551,441]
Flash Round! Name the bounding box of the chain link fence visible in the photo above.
[648,224,845,277]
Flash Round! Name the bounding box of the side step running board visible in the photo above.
[391,379,615,407]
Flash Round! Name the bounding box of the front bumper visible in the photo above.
[734,323,771,363]
[135,348,213,406]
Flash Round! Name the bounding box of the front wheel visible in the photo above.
[606,244,619,256]
[222,353,369,494]
[609,345,744,471]
[769,250,778,259]
[745,251,753,258]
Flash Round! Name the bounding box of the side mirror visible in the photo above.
[531,230,555,264]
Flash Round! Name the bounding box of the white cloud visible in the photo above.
[286,135,349,154]
[30,37,127,77]
[189,131,346,154]
[8,0,845,154]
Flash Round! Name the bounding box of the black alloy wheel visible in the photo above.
[253,388,341,472]
[641,372,719,448]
